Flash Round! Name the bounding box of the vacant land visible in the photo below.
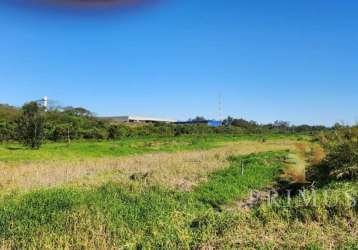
[0,136,303,196]
[0,135,356,249]
[0,134,306,163]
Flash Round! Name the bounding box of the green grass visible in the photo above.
[1,148,353,249]
[194,151,286,208]
[0,134,302,163]
[0,136,224,163]
[0,151,286,249]
[258,180,358,223]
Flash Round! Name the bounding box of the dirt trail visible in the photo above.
[282,152,308,183]
[230,152,308,210]
[230,143,325,210]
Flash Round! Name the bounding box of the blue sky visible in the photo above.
[0,0,357,125]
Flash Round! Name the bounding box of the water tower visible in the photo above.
[41,96,49,112]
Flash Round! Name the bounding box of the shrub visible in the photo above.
[308,129,358,182]
[324,140,358,180]
[81,128,108,140]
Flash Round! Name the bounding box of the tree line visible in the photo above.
[0,102,330,149]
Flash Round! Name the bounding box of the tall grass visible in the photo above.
[1,150,355,249]
[194,151,286,208]
[0,151,286,249]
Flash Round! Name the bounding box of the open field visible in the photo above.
[0,135,356,249]
[2,0,357,248]
[0,134,308,163]
[0,137,306,196]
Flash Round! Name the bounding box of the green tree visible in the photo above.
[0,120,15,142]
[223,116,234,126]
[16,102,45,149]
[191,116,207,122]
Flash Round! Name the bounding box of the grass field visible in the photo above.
[0,134,307,163]
[0,136,221,163]
[0,135,356,249]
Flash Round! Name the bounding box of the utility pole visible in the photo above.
[218,93,224,121]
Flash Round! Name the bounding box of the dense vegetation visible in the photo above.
[0,102,328,147]
[308,126,358,182]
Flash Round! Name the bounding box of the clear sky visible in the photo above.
[0,0,357,125]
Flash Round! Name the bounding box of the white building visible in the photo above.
[105,116,177,124]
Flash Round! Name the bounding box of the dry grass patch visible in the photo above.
[202,215,357,249]
[280,142,325,184]
[0,140,304,196]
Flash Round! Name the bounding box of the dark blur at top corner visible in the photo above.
[0,0,162,18]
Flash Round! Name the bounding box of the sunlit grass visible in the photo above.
[194,151,286,207]
[0,135,229,163]
[0,139,305,201]
[0,151,286,249]
[0,134,308,163]
[0,150,356,249]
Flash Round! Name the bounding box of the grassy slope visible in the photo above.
[0,151,287,249]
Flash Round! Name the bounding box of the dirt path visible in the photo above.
[229,143,325,210]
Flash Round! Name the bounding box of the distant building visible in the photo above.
[207,120,223,127]
[102,116,223,127]
[104,116,177,124]
[176,120,223,127]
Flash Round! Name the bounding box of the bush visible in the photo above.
[81,128,108,140]
[324,140,358,180]
[308,128,358,182]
